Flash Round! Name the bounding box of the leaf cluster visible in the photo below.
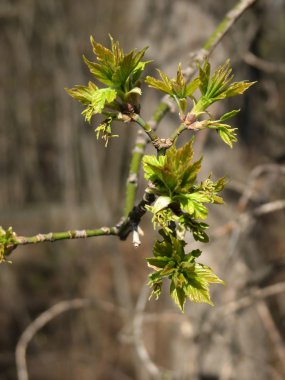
[84,35,149,92]
[145,64,200,112]
[143,141,226,310]
[143,140,225,230]
[66,36,150,144]
[65,37,255,312]
[0,226,17,263]
[195,60,255,112]
[145,60,255,147]
[147,233,223,311]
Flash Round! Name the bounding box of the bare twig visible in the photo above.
[211,163,285,243]
[238,164,285,212]
[256,301,285,372]
[219,282,285,315]
[204,0,258,53]
[16,299,91,380]
[252,199,285,217]
[244,51,285,75]
[133,285,161,379]
[15,298,125,380]
[184,0,259,78]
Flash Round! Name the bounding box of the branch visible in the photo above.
[184,0,258,78]
[244,51,285,75]
[15,298,125,380]
[238,164,285,212]
[220,282,285,315]
[123,102,169,217]
[119,189,155,242]
[1,226,118,261]
[2,187,156,261]
[133,285,162,379]
[256,301,285,372]
[16,227,118,244]
[123,131,148,217]
[203,0,258,52]
[123,0,258,217]
[252,199,285,217]
[130,113,159,145]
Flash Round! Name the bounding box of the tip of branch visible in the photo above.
[132,229,141,248]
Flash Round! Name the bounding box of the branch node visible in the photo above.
[127,173,138,184]
[153,138,172,150]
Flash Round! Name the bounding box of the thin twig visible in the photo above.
[15,298,125,380]
[184,0,259,78]
[252,199,285,217]
[256,301,285,372]
[131,113,159,145]
[195,281,285,353]
[203,0,258,53]
[16,226,118,245]
[238,164,285,212]
[211,164,285,243]
[133,285,161,379]
[244,51,285,75]
[16,299,91,380]
[2,225,118,260]
[123,130,148,217]
[122,102,169,218]
[219,282,285,315]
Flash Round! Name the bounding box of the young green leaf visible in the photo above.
[86,36,149,90]
[143,140,202,196]
[194,263,224,284]
[219,109,240,122]
[179,216,209,243]
[198,60,211,95]
[147,235,224,311]
[145,64,200,104]
[170,281,186,312]
[65,81,97,104]
[219,128,237,148]
[145,69,173,94]
[83,56,114,87]
[0,226,17,263]
[194,60,255,114]
[146,256,172,270]
[66,83,117,123]
[185,77,200,97]
[152,196,172,214]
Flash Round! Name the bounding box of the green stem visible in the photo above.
[131,113,159,143]
[170,124,187,143]
[203,0,257,52]
[124,132,146,217]
[152,101,169,128]
[184,0,258,80]
[16,227,118,246]
[123,102,169,217]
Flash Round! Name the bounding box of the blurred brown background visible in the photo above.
[0,0,285,379]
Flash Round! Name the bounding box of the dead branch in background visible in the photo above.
[15,298,126,380]
[244,51,285,75]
